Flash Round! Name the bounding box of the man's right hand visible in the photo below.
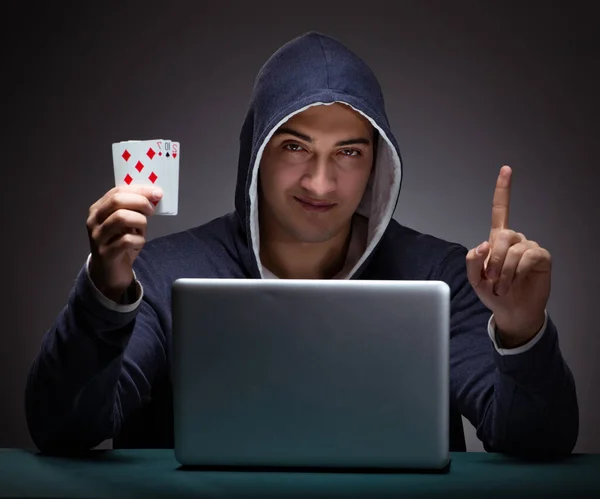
[86,185,163,303]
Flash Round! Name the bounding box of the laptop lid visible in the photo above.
[172,279,450,470]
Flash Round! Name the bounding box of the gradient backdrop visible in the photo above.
[4,1,598,452]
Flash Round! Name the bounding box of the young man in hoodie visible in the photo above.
[25,32,578,457]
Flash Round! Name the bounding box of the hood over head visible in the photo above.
[235,31,403,279]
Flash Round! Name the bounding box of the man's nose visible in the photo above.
[300,158,336,196]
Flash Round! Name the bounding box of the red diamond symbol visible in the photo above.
[149,172,158,183]
[158,151,163,156]
[122,150,131,162]
[146,148,156,160]
[124,174,133,185]
[135,161,144,172]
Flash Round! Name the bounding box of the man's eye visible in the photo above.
[284,143,304,152]
[340,149,361,157]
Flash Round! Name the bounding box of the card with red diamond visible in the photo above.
[111,139,179,215]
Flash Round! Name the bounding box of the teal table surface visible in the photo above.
[1,449,599,498]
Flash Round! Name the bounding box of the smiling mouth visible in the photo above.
[294,197,336,212]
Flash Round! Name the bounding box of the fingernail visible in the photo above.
[151,189,163,200]
[476,243,485,255]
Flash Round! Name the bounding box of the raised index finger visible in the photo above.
[490,165,512,233]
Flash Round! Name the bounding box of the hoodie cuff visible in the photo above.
[488,310,548,356]
[85,253,143,313]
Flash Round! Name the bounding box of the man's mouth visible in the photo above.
[294,196,336,212]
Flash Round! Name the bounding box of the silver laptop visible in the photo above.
[171,279,450,471]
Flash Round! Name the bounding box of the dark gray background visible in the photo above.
[3,1,598,452]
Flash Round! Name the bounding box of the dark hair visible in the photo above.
[372,126,379,167]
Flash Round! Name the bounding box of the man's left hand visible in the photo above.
[466,165,551,348]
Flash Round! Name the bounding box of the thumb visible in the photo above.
[126,184,163,200]
[466,241,490,288]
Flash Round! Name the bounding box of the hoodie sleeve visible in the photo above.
[25,256,168,453]
[437,245,579,458]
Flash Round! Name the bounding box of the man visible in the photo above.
[26,31,578,457]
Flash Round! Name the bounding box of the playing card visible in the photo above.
[112,139,180,215]
[162,140,180,215]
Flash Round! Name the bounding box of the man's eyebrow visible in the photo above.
[274,127,313,143]
[273,127,371,147]
[335,137,371,147]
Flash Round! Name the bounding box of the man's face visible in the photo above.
[259,103,375,244]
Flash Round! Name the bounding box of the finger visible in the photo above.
[514,247,552,284]
[484,231,525,269]
[490,165,512,236]
[99,232,146,261]
[492,240,537,296]
[485,229,523,281]
[113,183,164,199]
[466,241,490,288]
[93,190,160,226]
[93,209,148,248]
[90,184,162,212]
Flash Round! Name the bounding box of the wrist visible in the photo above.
[96,283,131,304]
[89,263,134,303]
[494,312,546,349]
